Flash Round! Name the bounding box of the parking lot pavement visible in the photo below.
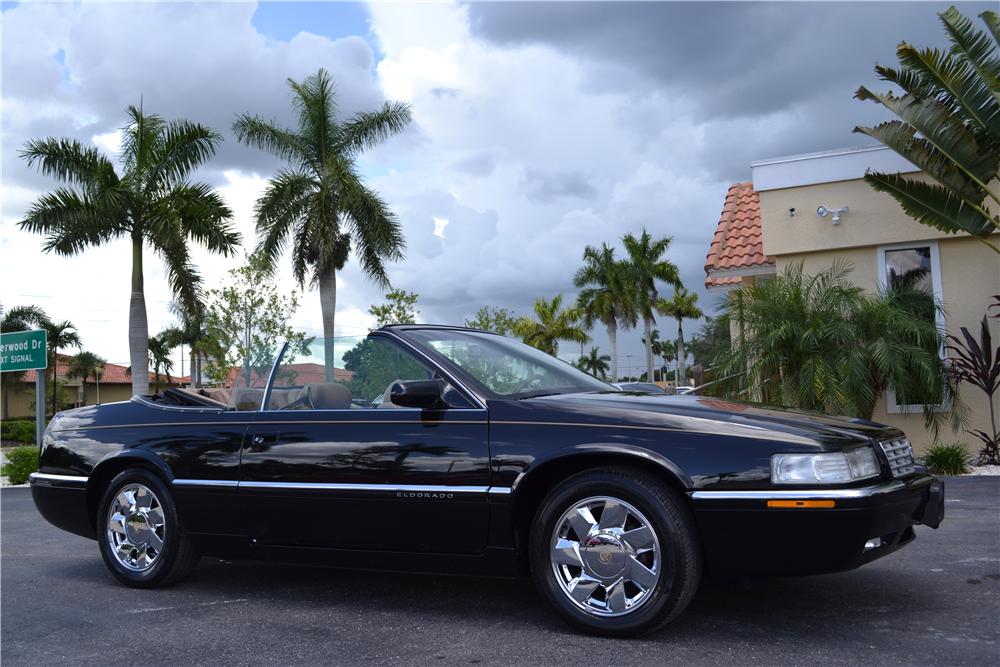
[2,477,998,666]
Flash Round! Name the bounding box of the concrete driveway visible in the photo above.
[2,477,997,665]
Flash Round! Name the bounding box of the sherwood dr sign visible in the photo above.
[0,328,48,447]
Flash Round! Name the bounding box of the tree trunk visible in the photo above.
[319,267,338,382]
[190,347,198,388]
[643,317,654,381]
[676,318,686,386]
[607,320,618,382]
[129,235,150,396]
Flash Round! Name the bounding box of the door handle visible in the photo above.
[247,433,278,450]
[253,435,265,445]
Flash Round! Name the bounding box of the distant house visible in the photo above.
[705,146,999,453]
[2,354,182,419]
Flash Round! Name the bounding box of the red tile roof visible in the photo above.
[704,182,775,289]
[19,354,182,385]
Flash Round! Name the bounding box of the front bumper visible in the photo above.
[690,474,944,577]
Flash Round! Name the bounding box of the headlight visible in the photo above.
[771,448,880,485]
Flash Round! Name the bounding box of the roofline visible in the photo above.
[705,264,777,280]
[379,323,500,335]
[751,145,919,192]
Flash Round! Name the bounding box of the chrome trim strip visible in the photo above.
[488,486,513,495]
[690,477,932,500]
[240,481,492,493]
[261,341,288,412]
[131,396,225,414]
[29,472,89,485]
[172,479,240,488]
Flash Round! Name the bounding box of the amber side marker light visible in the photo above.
[767,500,836,508]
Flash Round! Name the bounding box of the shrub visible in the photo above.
[1,419,36,444]
[922,443,971,476]
[3,446,39,485]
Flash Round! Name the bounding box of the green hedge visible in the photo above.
[3,446,39,484]
[1,419,36,444]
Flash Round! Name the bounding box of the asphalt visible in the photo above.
[2,477,998,666]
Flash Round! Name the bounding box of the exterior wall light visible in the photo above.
[816,205,849,225]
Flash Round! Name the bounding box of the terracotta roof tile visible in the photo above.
[19,354,182,385]
[704,181,775,289]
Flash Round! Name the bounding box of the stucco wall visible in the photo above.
[762,177,1000,455]
[2,383,134,420]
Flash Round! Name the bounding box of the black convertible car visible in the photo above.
[30,325,944,636]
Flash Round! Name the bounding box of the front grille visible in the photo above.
[879,437,916,478]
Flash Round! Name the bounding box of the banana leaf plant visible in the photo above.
[946,296,1000,465]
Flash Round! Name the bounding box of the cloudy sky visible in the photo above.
[1,1,990,376]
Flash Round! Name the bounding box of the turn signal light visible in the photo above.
[766,500,836,508]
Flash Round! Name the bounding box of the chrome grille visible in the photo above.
[879,437,916,478]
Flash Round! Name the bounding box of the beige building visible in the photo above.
[705,146,999,454]
[1,354,180,419]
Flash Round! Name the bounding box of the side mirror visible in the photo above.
[389,379,446,409]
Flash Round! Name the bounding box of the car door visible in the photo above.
[238,334,492,553]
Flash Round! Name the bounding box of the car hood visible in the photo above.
[514,391,900,447]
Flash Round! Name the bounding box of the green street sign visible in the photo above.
[0,329,48,373]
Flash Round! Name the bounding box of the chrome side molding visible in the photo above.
[691,477,932,500]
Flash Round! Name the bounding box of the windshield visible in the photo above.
[404,329,612,399]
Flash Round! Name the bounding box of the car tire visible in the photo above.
[96,468,199,588]
[529,467,701,637]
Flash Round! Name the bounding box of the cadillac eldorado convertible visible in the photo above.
[30,325,944,636]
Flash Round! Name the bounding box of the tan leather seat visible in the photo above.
[229,387,265,411]
[305,383,352,410]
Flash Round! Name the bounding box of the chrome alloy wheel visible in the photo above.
[550,496,661,617]
[106,483,166,572]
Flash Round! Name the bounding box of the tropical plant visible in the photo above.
[369,289,419,327]
[160,301,217,389]
[464,306,518,336]
[43,320,80,415]
[658,287,703,386]
[854,6,1000,253]
[574,243,636,382]
[719,262,957,432]
[1,305,52,417]
[147,334,175,393]
[203,255,310,387]
[67,351,105,406]
[513,295,589,356]
[19,105,240,396]
[622,230,681,380]
[576,347,611,379]
[922,442,972,475]
[946,298,1000,464]
[234,68,411,381]
[688,314,730,371]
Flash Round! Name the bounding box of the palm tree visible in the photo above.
[719,261,957,433]
[234,69,411,381]
[19,104,240,397]
[642,329,663,381]
[43,320,81,415]
[854,6,1000,253]
[161,301,213,388]
[514,295,590,356]
[577,347,611,379]
[67,351,105,406]
[1,305,52,417]
[622,230,681,381]
[147,334,175,393]
[574,243,636,382]
[658,287,703,385]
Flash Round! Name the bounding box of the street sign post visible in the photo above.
[1,329,48,446]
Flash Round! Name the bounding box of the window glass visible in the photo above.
[266,335,436,410]
[406,329,611,398]
[885,247,932,295]
[226,346,281,411]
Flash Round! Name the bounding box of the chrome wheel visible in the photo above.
[106,483,166,572]
[550,496,661,617]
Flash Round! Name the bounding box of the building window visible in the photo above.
[876,241,945,413]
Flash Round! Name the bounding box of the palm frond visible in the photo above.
[863,171,999,246]
[147,120,223,191]
[941,7,1000,107]
[233,114,309,167]
[152,182,240,255]
[336,161,405,287]
[339,101,412,155]
[19,138,118,190]
[19,188,127,255]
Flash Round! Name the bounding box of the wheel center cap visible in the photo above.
[582,531,626,578]
[124,511,150,545]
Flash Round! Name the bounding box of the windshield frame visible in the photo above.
[390,327,615,401]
